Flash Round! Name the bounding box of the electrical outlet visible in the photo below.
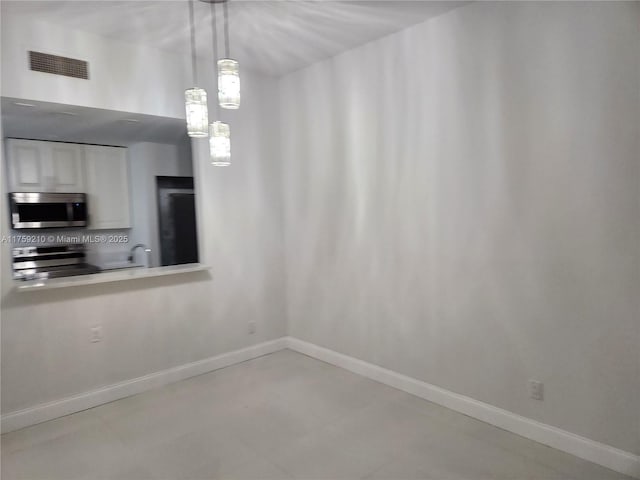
[90,325,103,343]
[529,380,544,401]
[248,321,256,334]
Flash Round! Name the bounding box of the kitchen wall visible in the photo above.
[1,14,286,413]
[279,1,639,456]
[129,140,193,267]
[0,14,188,119]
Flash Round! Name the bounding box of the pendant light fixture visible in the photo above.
[218,58,240,109]
[210,121,231,166]
[207,0,231,166]
[218,0,240,109]
[185,0,208,137]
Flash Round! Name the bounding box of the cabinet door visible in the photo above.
[85,146,131,229]
[6,139,49,192]
[50,143,85,192]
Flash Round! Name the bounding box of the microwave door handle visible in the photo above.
[66,202,74,226]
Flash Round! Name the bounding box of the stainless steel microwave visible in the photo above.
[9,192,88,229]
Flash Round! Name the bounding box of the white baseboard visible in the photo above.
[3,335,638,479]
[1,337,288,434]
[285,337,640,479]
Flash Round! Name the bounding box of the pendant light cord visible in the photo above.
[210,1,219,115]
[223,0,230,58]
[188,0,198,84]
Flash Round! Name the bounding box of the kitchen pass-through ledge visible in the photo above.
[14,263,211,292]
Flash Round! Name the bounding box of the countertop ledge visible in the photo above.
[14,263,211,292]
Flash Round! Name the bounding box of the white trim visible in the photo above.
[2,335,638,479]
[285,337,640,479]
[1,338,288,434]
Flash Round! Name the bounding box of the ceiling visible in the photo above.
[1,97,188,146]
[1,0,468,76]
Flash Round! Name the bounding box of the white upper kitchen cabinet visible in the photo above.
[84,145,131,229]
[6,139,85,192]
[49,143,85,192]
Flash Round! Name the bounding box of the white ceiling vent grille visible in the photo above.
[29,51,89,80]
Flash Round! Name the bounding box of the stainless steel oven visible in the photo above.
[12,244,100,280]
[9,192,88,229]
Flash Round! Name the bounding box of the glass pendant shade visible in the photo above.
[185,87,209,137]
[218,59,240,109]
[210,121,231,166]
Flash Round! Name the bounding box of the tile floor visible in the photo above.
[1,350,632,480]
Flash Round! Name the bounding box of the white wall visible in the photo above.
[129,140,194,267]
[2,1,638,460]
[1,13,188,118]
[1,15,286,413]
[280,1,639,456]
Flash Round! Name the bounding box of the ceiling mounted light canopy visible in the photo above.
[185,0,208,137]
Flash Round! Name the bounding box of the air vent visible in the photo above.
[29,51,89,80]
